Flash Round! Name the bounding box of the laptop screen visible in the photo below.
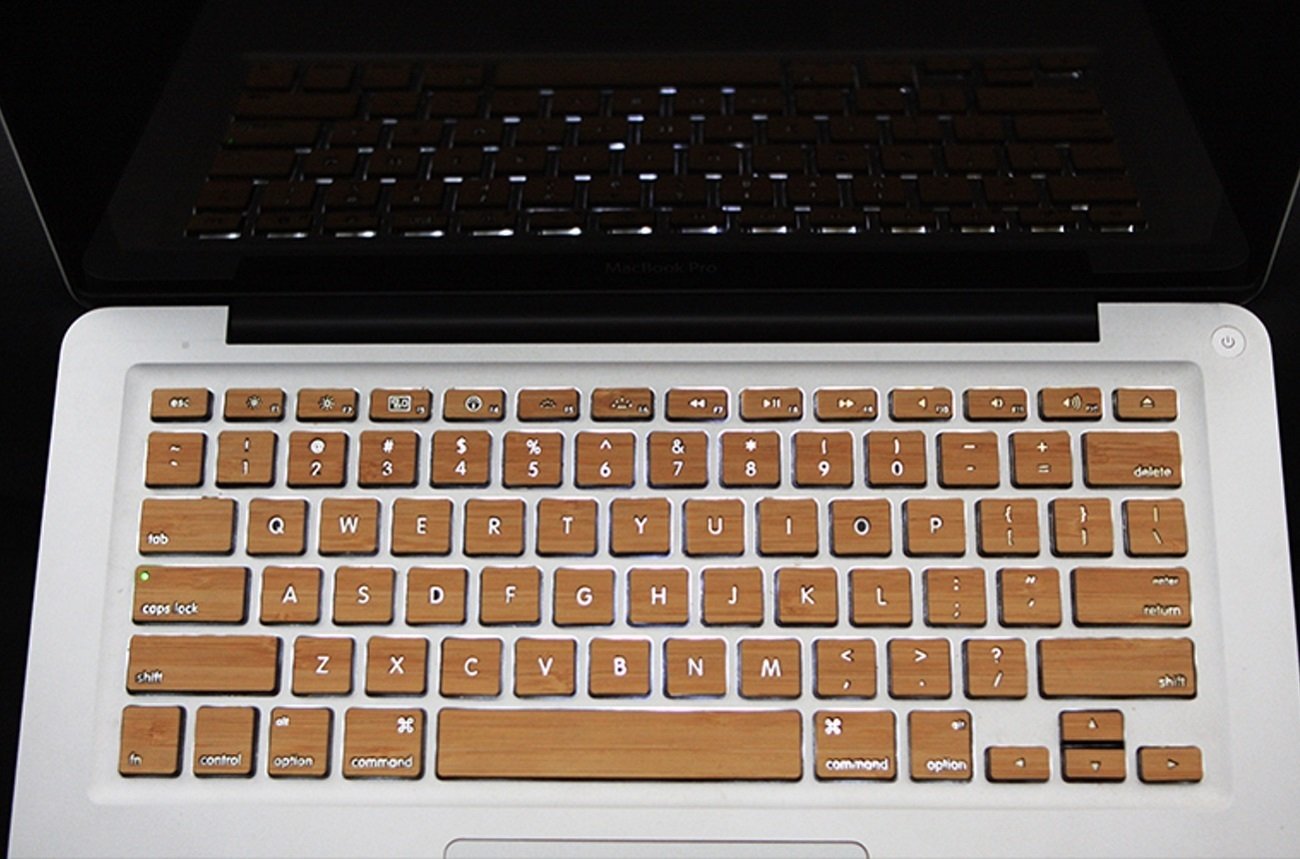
[1,1,1296,311]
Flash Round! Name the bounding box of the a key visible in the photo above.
[814,639,877,698]
[119,706,183,776]
[292,636,353,695]
[684,499,746,556]
[1039,638,1196,697]
[515,638,578,697]
[589,638,651,697]
[436,709,801,780]
[333,567,394,624]
[358,431,418,487]
[138,498,235,554]
[814,710,895,780]
[247,499,307,555]
[552,567,615,627]
[267,707,331,778]
[126,635,279,693]
[391,499,452,556]
[889,638,951,698]
[924,567,986,626]
[830,500,893,556]
[776,567,838,625]
[628,568,690,625]
[480,566,541,624]
[997,567,1062,626]
[1072,567,1191,626]
[151,388,211,421]
[260,566,321,624]
[342,708,424,779]
[318,498,379,555]
[664,638,728,697]
[296,388,358,421]
[1050,498,1114,556]
[132,565,247,624]
[909,710,973,781]
[976,499,1040,556]
[193,707,256,777]
[701,567,764,625]
[739,639,802,698]
[441,638,503,697]
[985,746,1050,782]
[365,637,428,696]
[758,498,819,555]
[216,431,276,486]
[1083,432,1182,487]
[145,432,205,487]
[964,639,1027,698]
[904,499,966,555]
[405,567,467,625]
[1124,499,1188,556]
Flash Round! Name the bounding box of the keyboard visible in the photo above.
[18,304,1300,856]
[123,358,1205,785]
[187,53,1147,240]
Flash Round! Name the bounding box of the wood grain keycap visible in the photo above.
[591,387,654,420]
[333,566,394,624]
[740,639,802,698]
[515,637,577,696]
[576,432,636,487]
[260,566,321,623]
[1063,747,1126,782]
[1039,637,1195,697]
[127,635,279,693]
[1138,746,1203,783]
[145,432,206,487]
[432,430,491,486]
[151,388,211,421]
[366,637,428,695]
[664,637,728,697]
[1040,386,1102,420]
[503,431,564,487]
[119,706,183,776]
[648,431,709,487]
[292,636,353,695]
[553,567,615,626]
[964,638,1027,698]
[441,638,503,696]
[216,431,276,486]
[1124,499,1188,556]
[193,706,256,776]
[740,387,803,420]
[247,499,307,555]
[815,388,878,421]
[794,431,854,487]
[666,388,729,420]
[1072,567,1191,626]
[939,432,999,488]
[909,710,972,780]
[368,388,431,420]
[296,388,358,420]
[589,638,651,696]
[702,566,764,625]
[480,566,541,623]
[998,567,1062,626]
[628,567,689,625]
[814,710,895,780]
[463,499,525,555]
[132,565,247,623]
[925,567,986,626]
[318,498,379,554]
[831,500,893,556]
[1060,709,1124,744]
[889,638,951,698]
[358,431,418,487]
[815,639,877,698]
[224,388,285,421]
[684,499,745,556]
[436,709,801,780]
[268,707,331,778]
[758,498,819,555]
[986,746,1050,782]
[536,498,597,555]
[890,387,953,420]
[405,566,467,624]
[776,567,838,625]
[1011,431,1072,487]
[721,431,781,487]
[977,499,1039,556]
[851,568,913,625]
[867,431,927,486]
[1115,388,1178,421]
[1083,431,1182,487]
[964,388,1028,421]
[444,388,505,421]
[391,498,453,556]
[609,498,670,554]
[1050,498,1113,556]
[342,708,424,778]
[518,388,581,421]
[139,497,235,554]
[905,499,966,555]
[287,431,348,487]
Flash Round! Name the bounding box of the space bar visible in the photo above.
[436,709,802,780]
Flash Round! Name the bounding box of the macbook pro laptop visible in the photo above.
[4,2,1300,855]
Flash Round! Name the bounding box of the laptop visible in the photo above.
[4,1,1300,855]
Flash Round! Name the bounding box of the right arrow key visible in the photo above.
[1138,746,1204,783]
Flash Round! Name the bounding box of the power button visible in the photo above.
[1212,325,1246,358]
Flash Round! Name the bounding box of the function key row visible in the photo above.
[150,385,1179,423]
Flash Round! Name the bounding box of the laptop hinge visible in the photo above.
[226,294,1099,344]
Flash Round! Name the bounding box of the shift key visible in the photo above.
[139,498,236,554]
[127,635,280,693]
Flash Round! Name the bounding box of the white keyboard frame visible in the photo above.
[11,303,1300,857]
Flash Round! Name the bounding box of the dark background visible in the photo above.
[2,1,1298,846]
